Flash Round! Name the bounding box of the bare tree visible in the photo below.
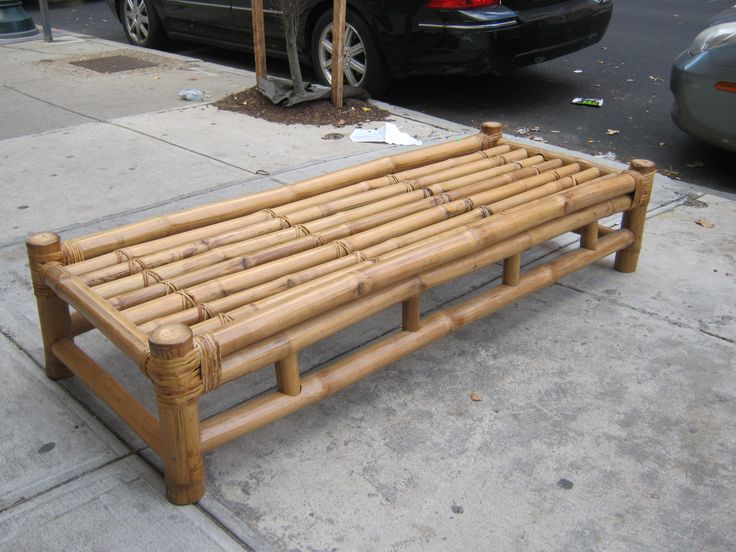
[271,0,307,97]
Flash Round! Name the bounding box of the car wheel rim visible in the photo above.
[317,21,367,87]
[124,0,150,45]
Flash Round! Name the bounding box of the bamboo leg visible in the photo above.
[26,233,72,379]
[614,159,656,273]
[275,352,301,396]
[503,253,521,287]
[402,294,421,331]
[148,324,205,505]
[579,222,599,250]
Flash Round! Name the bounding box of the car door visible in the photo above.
[160,0,234,40]
[229,0,285,52]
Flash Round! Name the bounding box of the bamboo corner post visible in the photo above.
[614,159,656,273]
[26,232,72,379]
[147,324,205,505]
[251,0,267,87]
[331,0,347,108]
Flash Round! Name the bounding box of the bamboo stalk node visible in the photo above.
[27,232,65,296]
[61,239,85,264]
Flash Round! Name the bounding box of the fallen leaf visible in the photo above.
[337,119,347,125]
[241,101,248,106]
[470,392,482,402]
[153,76,160,80]
[661,168,680,177]
[695,218,715,228]
[361,107,371,112]
[649,75,663,82]
[605,129,620,135]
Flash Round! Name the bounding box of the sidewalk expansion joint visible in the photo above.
[0,453,134,515]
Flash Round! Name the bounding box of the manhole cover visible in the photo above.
[70,55,157,73]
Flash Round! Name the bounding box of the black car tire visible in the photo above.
[120,0,167,48]
[310,10,390,96]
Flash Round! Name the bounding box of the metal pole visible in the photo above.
[39,0,53,41]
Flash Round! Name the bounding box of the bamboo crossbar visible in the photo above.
[26,123,656,505]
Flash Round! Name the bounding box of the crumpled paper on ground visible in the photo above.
[350,123,422,146]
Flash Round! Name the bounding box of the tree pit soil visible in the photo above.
[214,87,392,127]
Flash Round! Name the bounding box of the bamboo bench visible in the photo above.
[27,122,655,505]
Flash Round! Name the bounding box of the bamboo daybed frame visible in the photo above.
[27,122,655,505]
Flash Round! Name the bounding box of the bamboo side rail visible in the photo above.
[51,338,161,454]
[27,122,657,506]
[200,228,634,450]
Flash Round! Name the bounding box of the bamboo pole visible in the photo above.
[275,352,301,396]
[26,232,73,379]
[614,159,656,273]
[211,175,635,357]
[60,128,501,263]
[503,254,521,286]
[147,324,205,505]
[252,0,267,86]
[200,229,634,450]
[402,294,421,332]
[52,338,161,454]
[331,0,346,107]
[216,195,633,382]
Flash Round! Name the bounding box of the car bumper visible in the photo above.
[670,49,736,153]
[392,0,612,77]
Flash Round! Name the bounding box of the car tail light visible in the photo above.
[715,81,736,94]
[427,0,501,8]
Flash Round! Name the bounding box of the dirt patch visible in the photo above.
[214,87,392,127]
[35,49,187,78]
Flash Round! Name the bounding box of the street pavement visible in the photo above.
[0,34,734,552]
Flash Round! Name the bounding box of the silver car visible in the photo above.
[671,7,736,152]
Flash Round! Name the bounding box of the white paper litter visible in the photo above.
[350,123,422,146]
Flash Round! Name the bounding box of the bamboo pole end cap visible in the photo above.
[628,159,656,175]
[26,231,60,250]
[150,324,194,358]
[480,122,503,136]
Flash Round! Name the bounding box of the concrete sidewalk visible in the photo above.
[1,35,734,552]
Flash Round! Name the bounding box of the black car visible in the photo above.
[109,0,613,94]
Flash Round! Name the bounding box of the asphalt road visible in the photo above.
[23,0,736,192]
